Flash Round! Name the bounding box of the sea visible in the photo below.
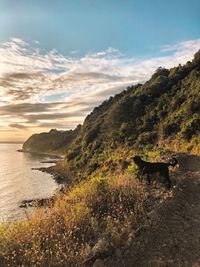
[0,143,59,223]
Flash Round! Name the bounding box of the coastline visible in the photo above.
[19,164,66,209]
[18,150,72,209]
[32,164,67,185]
[17,149,65,159]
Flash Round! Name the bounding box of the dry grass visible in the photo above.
[0,174,149,267]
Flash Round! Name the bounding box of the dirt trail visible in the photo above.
[107,153,200,267]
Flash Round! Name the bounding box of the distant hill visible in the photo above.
[22,125,81,155]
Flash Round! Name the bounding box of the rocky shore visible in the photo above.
[19,186,66,208]
[19,163,68,209]
[32,165,65,184]
[18,150,68,209]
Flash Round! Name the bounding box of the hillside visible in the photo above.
[22,50,200,165]
[22,50,200,179]
[22,125,81,155]
[62,49,200,179]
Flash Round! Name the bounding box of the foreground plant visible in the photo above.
[0,174,149,266]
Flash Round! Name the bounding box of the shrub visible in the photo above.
[180,116,200,140]
[67,150,79,161]
[163,122,180,136]
[137,131,157,145]
[83,124,100,146]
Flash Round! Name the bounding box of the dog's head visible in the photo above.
[133,156,142,164]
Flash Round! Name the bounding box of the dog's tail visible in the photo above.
[167,157,178,167]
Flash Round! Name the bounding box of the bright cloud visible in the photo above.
[0,38,200,141]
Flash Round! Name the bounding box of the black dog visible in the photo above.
[133,156,178,189]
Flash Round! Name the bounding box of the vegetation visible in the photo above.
[1,50,200,266]
[63,50,200,178]
[0,174,151,266]
[0,145,172,266]
[22,125,81,155]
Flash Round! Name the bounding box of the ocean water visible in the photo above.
[0,143,59,223]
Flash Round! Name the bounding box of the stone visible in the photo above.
[91,238,109,256]
[115,248,122,258]
[92,259,104,267]
[148,210,158,222]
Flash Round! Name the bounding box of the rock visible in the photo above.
[128,230,135,239]
[19,196,55,209]
[115,248,122,258]
[148,210,158,222]
[91,238,109,257]
[137,241,141,247]
[19,199,34,208]
[84,244,92,258]
[92,259,104,267]
[19,203,27,208]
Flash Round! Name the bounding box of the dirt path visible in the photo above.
[107,153,200,267]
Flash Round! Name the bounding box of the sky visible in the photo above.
[0,0,200,142]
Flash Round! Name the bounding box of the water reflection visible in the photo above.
[0,144,59,223]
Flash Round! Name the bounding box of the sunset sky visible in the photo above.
[0,0,200,142]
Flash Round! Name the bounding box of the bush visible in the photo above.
[163,122,180,136]
[83,124,100,146]
[67,150,79,161]
[137,132,157,145]
[180,116,200,140]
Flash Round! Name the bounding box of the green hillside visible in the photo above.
[63,50,200,177]
[22,50,200,178]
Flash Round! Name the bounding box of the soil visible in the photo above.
[105,152,200,267]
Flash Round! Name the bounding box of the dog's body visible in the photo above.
[133,156,178,188]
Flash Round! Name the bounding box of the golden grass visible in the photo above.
[0,174,148,267]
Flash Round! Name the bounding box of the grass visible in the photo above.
[0,146,178,266]
[0,173,149,267]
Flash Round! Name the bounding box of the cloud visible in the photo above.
[107,47,119,54]
[9,123,28,129]
[161,39,200,53]
[0,102,65,114]
[38,122,78,128]
[25,111,87,122]
[0,37,199,141]
[70,50,79,55]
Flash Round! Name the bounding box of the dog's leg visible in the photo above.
[139,168,145,182]
[164,169,171,189]
[147,174,151,185]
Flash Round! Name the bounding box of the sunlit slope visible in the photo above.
[63,50,200,172]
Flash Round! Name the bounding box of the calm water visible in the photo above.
[0,143,59,223]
